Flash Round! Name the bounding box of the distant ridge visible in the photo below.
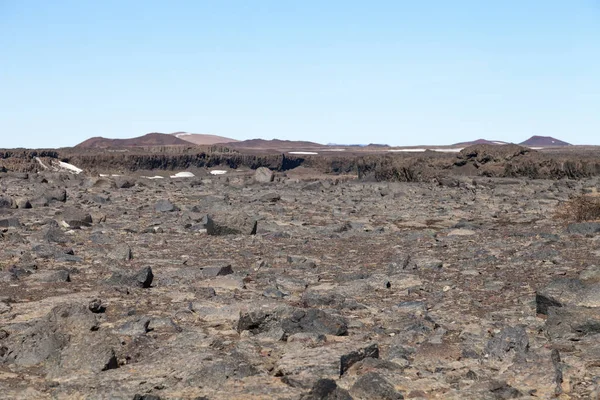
[327,143,390,147]
[75,133,193,148]
[519,135,570,147]
[223,139,325,149]
[172,132,238,145]
[453,139,510,146]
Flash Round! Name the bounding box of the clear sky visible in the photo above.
[1,1,599,148]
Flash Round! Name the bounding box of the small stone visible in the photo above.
[88,299,106,313]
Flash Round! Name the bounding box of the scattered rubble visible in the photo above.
[0,166,600,398]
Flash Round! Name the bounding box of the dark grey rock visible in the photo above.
[201,264,233,277]
[47,331,119,377]
[1,323,67,366]
[118,317,151,336]
[108,267,154,288]
[350,372,404,400]
[155,199,179,212]
[488,380,522,399]
[194,287,216,298]
[46,189,67,203]
[2,304,97,367]
[0,301,11,315]
[485,326,529,360]
[206,212,257,235]
[302,291,346,308]
[133,395,162,400]
[115,178,135,189]
[281,309,348,338]
[184,357,259,388]
[33,269,71,283]
[237,309,278,334]
[263,287,286,298]
[147,318,181,333]
[340,343,379,376]
[536,277,600,314]
[44,226,68,244]
[258,192,281,203]
[303,181,323,191]
[0,218,21,228]
[545,306,600,340]
[90,194,110,204]
[0,196,14,209]
[108,243,133,261]
[88,299,106,313]
[60,208,92,228]
[300,378,353,400]
[567,222,600,235]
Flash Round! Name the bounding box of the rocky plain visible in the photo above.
[2,145,600,399]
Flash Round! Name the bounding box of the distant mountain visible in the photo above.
[453,139,510,146]
[172,132,238,145]
[223,139,325,150]
[75,133,193,148]
[519,136,570,147]
[327,143,390,147]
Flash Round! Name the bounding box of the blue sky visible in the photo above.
[1,1,599,148]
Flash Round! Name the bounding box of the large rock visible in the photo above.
[108,266,154,288]
[115,177,136,189]
[281,309,348,338]
[46,188,67,203]
[46,331,119,377]
[301,379,352,400]
[183,355,259,389]
[108,243,133,261]
[276,343,377,387]
[0,196,15,209]
[545,306,600,341]
[254,167,274,183]
[340,343,379,375]
[1,304,98,367]
[566,222,600,235]
[536,278,600,314]
[29,269,71,283]
[350,372,404,400]
[201,264,233,277]
[0,218,21,228]
[44,225,69,244]
[485,326,529,361]
[236,306,348,340]
[155,199,179,212]
[206,211,257,235]
[60,208,93,228]
[16,198,31,209]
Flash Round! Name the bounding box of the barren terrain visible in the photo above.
[1,147,600,399]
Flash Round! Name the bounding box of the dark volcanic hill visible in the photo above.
[520,135,570,147]
[76,133,193,148]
